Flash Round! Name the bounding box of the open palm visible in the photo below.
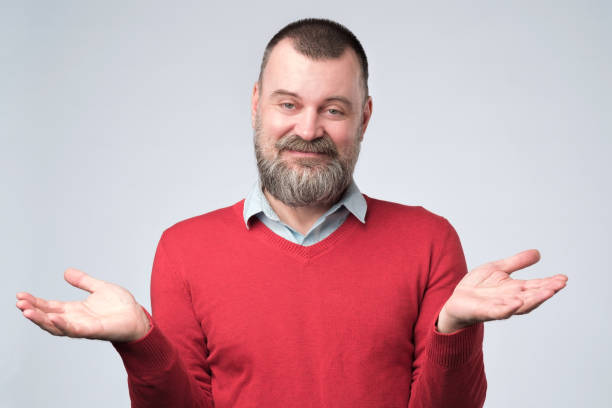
[437,249,568,333]
[16,268,150,342]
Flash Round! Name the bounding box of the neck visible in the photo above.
[263,189,336,236]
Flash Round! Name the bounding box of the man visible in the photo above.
[16,19,567,407]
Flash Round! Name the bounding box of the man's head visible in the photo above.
[252,18,373,208]
[258,18,369,103]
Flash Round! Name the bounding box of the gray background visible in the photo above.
[2,1,610,407]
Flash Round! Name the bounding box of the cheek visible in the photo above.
[257,113,292,155]
[328,122,359,150]
[262,109,294,139]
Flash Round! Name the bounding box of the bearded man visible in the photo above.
[16,18,567,408]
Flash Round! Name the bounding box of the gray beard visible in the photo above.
[253,121,361,208]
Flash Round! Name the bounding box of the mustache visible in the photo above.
[274,134,339,158]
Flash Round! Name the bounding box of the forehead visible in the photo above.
[260,39,364,102]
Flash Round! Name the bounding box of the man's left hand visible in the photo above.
[436,249,568,333]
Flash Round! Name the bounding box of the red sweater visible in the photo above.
[113,195,487,407]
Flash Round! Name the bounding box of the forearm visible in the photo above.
[408,323,487,408]
[112,309,214,408]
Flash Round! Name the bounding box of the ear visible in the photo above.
[251,81,260,129]
[358,96,373,142]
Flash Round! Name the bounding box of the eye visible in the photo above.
[281,102,296,110]
[327,108,344,116]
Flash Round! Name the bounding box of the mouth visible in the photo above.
[283,149,327,158]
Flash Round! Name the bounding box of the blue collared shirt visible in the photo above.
[243,178,367,246]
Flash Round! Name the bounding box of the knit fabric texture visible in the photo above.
[113,194,487,407]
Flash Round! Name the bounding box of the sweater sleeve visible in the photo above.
[407,218,487,408]
[112,233,215,408]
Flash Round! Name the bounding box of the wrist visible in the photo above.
[436,306,471,334]
[120,305,151,343]
[134,306,152,340]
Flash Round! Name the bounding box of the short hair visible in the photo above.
[258,18,369,100]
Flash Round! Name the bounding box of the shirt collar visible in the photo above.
[243,178,367,229]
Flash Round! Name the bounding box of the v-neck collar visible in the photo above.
[234,196,369,260]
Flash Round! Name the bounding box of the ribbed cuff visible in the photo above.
[111,307,177,376]
[427,322,484,369]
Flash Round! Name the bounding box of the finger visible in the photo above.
[16,294,65,314]
[21,308,64,336]
[485,298,524,321]
[64,268,104,293]
[47,314,81,338]
[16,299,36,312]
[523,275,568,291]
[48,313,98,339]
[487,249,541,275]
[516,287,563,315]
[16,292,37,302]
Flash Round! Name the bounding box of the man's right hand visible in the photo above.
[16,268,150,343]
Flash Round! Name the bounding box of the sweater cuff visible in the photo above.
[111,307,177,376]
[427,322,484,369]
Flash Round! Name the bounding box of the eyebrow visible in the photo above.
[270,89,353,109]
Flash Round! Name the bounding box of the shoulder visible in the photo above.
[159,199,245,246]
[363,194,453,234]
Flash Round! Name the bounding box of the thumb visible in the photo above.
[64,268,104,293]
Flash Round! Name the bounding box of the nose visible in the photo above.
[294,108,324,141]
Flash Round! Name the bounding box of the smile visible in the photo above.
[283,150,327,157]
